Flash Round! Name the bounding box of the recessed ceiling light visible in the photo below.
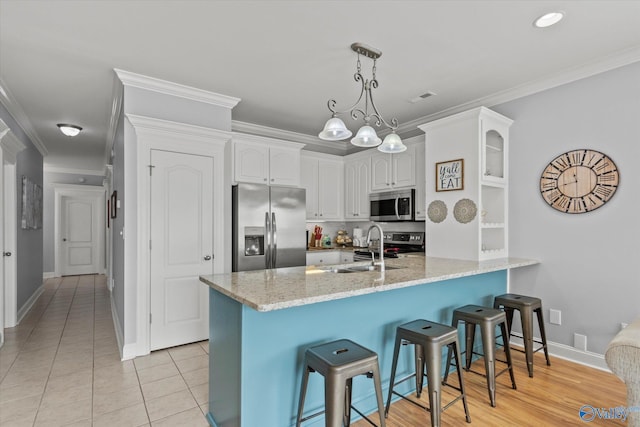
[57,123,82,137]
[534,11,565,28]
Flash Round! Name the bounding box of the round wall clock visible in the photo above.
[540,149,619,214]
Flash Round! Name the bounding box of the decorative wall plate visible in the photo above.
[427,200,447,223]
[453,198,477,224]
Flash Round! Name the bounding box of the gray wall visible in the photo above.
[493,61,640,354]
[0,102,44,312]
[42,172,105,273]
[112,107,125,338]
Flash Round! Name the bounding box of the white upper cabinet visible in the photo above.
[233,133,304,187]
[370,144,416,191]
[344,154,370,220]
[301,152,344,220]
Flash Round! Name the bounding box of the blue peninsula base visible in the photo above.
[207,270,507,427]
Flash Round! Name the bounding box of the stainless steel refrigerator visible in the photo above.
[232,183,306,272]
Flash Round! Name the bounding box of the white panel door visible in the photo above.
[150,149,213,350]
[61,196,99,275]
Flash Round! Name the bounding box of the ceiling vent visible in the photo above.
[409,91,436,103]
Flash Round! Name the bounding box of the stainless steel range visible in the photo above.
[355,231,424,260]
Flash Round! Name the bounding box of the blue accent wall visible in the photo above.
[208,270,507,426]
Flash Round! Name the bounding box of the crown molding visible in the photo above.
[232,120,349,156]
[401,46,640,134]
[231,130,305,150]
[0,76,49,157]
[105,72,124,166]
[43,165,107,176]
[126,114,233,145]
[114,68,241,109]
[0,119,27,163]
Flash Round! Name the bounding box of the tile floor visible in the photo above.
[0,275,210,427]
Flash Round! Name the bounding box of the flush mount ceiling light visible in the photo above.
[319,43,406,153]
[57,123,82,137]
[534,11,565,28]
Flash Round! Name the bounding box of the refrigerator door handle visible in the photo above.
[265,212,271,269]
[272,212,277,268]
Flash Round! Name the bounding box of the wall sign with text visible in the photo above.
[436,159,464,192]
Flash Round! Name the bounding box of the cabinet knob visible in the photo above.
[319,213,323,217]
[392,182,396,185]
[263,178,267,182]
[271,178,274,182]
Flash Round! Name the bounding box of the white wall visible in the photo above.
[494,61,640,355]
[110,81,236,358]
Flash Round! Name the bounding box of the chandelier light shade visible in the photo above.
[319,42,406,152]
[378,132,407,153]
[318,116,352,141]
[351,125,381,147]
[57,123,82,137]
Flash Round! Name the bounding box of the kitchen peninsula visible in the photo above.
[200,255,537,427]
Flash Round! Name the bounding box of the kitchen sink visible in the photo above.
[320,265,405,273]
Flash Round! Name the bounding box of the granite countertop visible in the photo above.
[200,256,539,312]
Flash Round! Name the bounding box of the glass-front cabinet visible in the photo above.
[419,107,512,261]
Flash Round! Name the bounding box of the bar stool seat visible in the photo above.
[296,339,386,427]
[385,320,471,427]
[446,305,517,407]
[494,293,551,377]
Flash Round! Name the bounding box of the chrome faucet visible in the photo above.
[366,223,385,272]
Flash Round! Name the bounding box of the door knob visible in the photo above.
[3,252,11,257]
[63,238,67,242]
[204,255,212,261]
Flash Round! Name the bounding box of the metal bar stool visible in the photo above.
[494,293,551,377]
[445,305,517,407]
[385,320,471,426]
[296,339,386,427]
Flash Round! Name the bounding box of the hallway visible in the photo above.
[0,275,209,426]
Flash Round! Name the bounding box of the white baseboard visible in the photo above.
[17,284,44,324]
[510,333,609,372]
[110,295,136,361]
[42,272,56,279]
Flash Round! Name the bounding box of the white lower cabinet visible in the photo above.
[306,251,354,266]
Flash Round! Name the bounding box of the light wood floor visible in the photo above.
[354,348,627,427]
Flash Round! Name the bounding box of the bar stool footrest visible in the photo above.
[351,405,379,427]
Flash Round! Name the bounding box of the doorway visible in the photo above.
[54,185,105,277]
[149,149,213,350]
[1,122,25,343]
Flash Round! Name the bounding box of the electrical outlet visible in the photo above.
[549,309,561,325]
[574,333,587,351]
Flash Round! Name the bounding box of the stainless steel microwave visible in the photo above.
[369,189,415,221]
